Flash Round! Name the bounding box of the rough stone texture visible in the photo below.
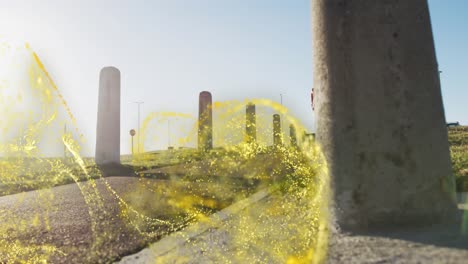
[312,0,457,229]
[273,114,282,146]
[95,67,121,165]
[246,103,256,143]
[198,91,213,151]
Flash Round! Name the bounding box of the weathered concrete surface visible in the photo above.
[246,103,256,143]
[198,91,213,151]
[312,0,456,229]
[96,67,121,165]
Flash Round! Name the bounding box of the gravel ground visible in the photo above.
[327,227,468,264]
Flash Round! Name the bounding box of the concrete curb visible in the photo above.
[116,189,272,263]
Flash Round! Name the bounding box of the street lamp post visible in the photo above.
[168,119,171,149]
[133,101,144,153]
[129,129,136,155]
[167,118,179,149]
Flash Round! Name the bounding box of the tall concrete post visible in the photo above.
[289,124,297,148]
[312,0,456,229]
[95,67,121,165]
[246,103,256,144]
[273,114,282,146]
[198,91,213,151]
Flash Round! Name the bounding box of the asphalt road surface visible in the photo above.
[0,177,183,263]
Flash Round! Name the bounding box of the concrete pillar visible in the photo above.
[289,124,297,148]
[273,114,282,146]
[312,0,456,229]
[198,91,213,151]
[245,103,256,144]
[95,67,120,165]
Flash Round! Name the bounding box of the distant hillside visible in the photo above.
[448,126,468,191]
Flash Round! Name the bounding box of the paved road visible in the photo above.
[0,177,185,263]
[3,177,468,263]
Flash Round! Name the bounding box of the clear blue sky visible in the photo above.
[429,0,468,126]
[0,0,466,156]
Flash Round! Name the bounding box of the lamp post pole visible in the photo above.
[129,129,136,155]
[133,101,144,153]
[168,119,171,149]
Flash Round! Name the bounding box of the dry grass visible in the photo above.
[448,126,468,191]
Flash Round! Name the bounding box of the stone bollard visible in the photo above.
[198,91,213,151]
[289,124,298,148]
[245,103,256,144]
[273,114,282,146]
[95,67,121,165]
[312,0,456,229]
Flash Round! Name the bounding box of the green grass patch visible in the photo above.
[448,126,468,192]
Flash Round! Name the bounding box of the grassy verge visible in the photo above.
[0,145,319,263]
[448,126,468,192]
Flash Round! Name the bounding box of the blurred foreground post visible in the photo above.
[312,0,456,229]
